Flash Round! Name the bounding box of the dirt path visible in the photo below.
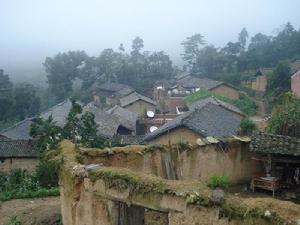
[241,196,300,224]
[0,197,60,225]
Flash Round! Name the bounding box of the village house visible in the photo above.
[169,75,240,100]
[241,68,272,96]
[120,92,157,118]
[91,82,134,106]
[0,99,75,140]
[0,139,38,172]
[291,70,300,99]
[83,103,136,137]
[188,96,246,119]
[106,105,138,135]
[144,102,241,145]
[250,132,300,198]
[291,59,300,75]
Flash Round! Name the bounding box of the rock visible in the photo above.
[264,210,271,217]
[210,188,224,205]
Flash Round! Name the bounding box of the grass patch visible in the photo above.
[4,215,22,225]
[89,168,166,194]
[209,175,229,189]
[185,89,257,116]
[0,187,60,202]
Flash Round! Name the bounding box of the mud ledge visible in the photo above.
[55,140,289,225]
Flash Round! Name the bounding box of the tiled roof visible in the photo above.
[291,60,300,74]
[83,103,120,138]
[0,140,38,158]
[0,118,34,140]
[144,102,241,141]
[188,97,245,117]
[175,75,239,91]
[106,105,138,132]
[250,132,300,156]
[114,86,134,97]
[114,135,145,145]
[40,99,76,127]
[120,92,157,107]
[0,99,77,140]
[98,82,130,92]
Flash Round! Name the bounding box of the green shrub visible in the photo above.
[209,175,229,189]
[240,118,256,135]
[0,168,59,202]
[232,94,257,116]
[36,159,59,188]
[0,187,59,201]
[4,215,22,225]
[185,89,257,116]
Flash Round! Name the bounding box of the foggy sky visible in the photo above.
[1,0,300,71]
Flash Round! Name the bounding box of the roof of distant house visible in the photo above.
[292,70,300,78]
[175,71,191,80]
[188,97,245,117]
[144,102,241,141]
[97,82,131,93]
[114,86,135,97]
[0,140,38,158]
[250,132,300,156]
[0,99,77,140]
[291,59,300,74]
[114,135,145,145]
[0,118,34,140]
[120,92,157,107]
[255,68,273,77]
[40,99,76,127]
[106,105,138,132]
[174,75,238,91]
[83,103,135,138]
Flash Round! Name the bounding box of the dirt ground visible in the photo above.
[0,197,61,225]
[229,185,300,224]
[241,196,300,224]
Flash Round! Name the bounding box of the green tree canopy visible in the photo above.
[0,70,13,121]
[14,83,41,120]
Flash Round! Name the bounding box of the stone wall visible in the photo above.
[0,157,38,172]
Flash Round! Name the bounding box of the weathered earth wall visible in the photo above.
[56,141,284,225]
[80,140,261,184]
[0,157,39,172]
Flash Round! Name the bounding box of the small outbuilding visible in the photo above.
[0,140,38,172]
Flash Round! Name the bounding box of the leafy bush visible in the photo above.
[36,159,59,188]
[233,94,257,116]
[0,169,59,201]
[209,175,229,189]
[0,187,59,202]
[268,92,300,138]
[240,118,256,135]
[4,215,22,225]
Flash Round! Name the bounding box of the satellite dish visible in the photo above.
[150,126,158,133]
[147,110,155,118]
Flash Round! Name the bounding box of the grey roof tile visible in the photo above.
[120,92,157,107]
[250,132,300,156]
[189,97,245,117]
[144,103,241,142]
[0,140,38,158]
[106,105,138,132]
